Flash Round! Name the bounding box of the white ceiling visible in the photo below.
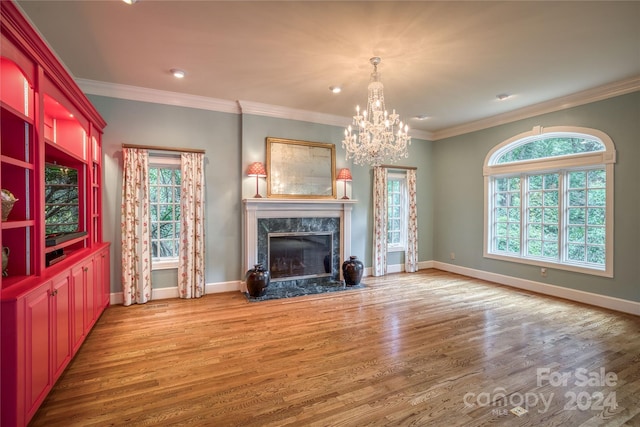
[16,1,640,139]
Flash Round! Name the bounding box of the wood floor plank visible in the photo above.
[29,269,640,426]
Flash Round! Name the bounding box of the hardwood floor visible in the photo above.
[30,269,640,426]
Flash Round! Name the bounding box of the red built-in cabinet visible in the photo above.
[1,2,110,426]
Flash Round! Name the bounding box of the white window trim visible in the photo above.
[152,258,179,270]
[387,172,408,253]
[483,126,615,278]
[149,153,181,270]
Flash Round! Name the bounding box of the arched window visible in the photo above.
[483,126,616,277]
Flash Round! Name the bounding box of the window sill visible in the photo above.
[388,246,405,253]
[152,259,179,271]
[483,252,612,278]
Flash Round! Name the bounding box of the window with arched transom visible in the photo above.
[483,126,616,277]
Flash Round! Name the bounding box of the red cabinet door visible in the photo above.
[70,264,85,352]
[72,257,95,349]
[99,248,110,309]
[24,282,52,421]
[83,258,95,331]
[52,273,71,379]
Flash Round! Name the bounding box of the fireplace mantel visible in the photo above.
[243,198,357,281]
[244,198,358,207]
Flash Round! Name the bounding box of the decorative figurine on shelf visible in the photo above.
[1,189,17,221]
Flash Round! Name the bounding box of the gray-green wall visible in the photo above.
[90,91,637,304]
[240,114,434,270]
[90,95,433,292]
[89,95,242,289]
[433,91,639,302]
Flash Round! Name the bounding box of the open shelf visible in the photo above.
[44,235,87,254]
[1,274,30,290]
[1,219,35,229]
[0,101,33,124]
[1,155,34,170]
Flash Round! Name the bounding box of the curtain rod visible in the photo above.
[122,143,205,154]
[380,164,417,170]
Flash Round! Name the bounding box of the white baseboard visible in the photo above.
[432,261,640,316]
[110,293,122,305]
[363,261,434,278]
[109,280,242,305]
[418,260,435,270]
[206,280,243,294]
[108,262,638,316]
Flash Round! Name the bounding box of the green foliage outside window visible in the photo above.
[494,176,521,254]
[496,137,604,164]
[488,130,612,274]
[387,177,405,247]
[45,166,79,234]
[149,166,181,259]
[492,167,606,265]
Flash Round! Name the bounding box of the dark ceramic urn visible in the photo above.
[246,263,270,297]
[342,255,363,287]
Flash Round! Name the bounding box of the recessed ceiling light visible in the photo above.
[170,68,186,79]
[329,85,341,94]
[122,0,138,4]
[496,93,511,101]
[413,114,430,120]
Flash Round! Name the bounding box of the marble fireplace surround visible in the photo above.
[243,199,356,288]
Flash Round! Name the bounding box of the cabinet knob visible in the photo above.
[83,267,89,272]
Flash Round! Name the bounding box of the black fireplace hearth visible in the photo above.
[245,279,364,302]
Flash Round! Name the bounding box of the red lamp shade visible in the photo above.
[246,162,267,177]
[247,162,267,198]
[336,168,352,199]
[336,168,352,182]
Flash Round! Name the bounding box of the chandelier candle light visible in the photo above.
[247,162,267,198]
[336,168,353,199]
[342,57,411,167]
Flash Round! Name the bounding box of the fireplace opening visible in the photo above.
[268,232,333,281]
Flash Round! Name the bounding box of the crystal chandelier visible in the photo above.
[342,57,411,167]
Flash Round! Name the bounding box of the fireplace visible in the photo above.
[268,232,333,281]
[243,199,356,288]
[257,217,340,283]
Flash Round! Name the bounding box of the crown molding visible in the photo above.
[76,75,637,142]
[238,100,350,128]
[75,79,435,140]
[238,100,434,141]
[409,128,433,142]
[432,75,640,141]
[76,78,240,114]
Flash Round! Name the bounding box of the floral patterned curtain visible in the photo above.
[405,169,419,273]
[121,148,152,306]
[178,152,205,298]
[372,166,388,277]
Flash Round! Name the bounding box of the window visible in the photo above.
[149,156,181,269]
[484,126,615,277]
[387,173,407,252]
